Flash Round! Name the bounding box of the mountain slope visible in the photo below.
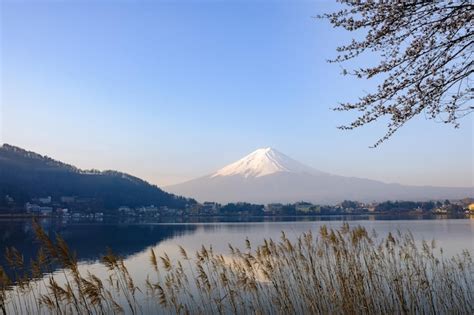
[0,144,195,211]
[165,148,473,204]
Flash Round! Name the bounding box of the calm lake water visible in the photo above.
[1,215,473,276]
[1,216,473,314]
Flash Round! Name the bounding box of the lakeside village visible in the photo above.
[1,195,474,219]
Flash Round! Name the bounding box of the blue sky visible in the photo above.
[1,0,472,187]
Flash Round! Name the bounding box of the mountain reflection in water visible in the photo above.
[0,218,197,277]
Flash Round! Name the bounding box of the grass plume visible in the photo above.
[0,221,472,314]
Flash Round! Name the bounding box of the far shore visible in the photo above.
[0,212,471,222]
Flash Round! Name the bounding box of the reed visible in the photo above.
[0,221,472,314]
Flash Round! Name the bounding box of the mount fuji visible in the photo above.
[165,148,473,204]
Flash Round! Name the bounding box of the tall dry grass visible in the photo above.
[0,222,473,314]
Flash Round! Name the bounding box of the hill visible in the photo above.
[0,144,195,211]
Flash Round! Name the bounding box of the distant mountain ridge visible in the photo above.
[0,144,195,211]
[166,148,473,204]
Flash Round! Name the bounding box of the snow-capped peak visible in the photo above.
[211,147,322,178]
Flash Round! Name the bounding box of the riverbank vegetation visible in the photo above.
[0,222,472,314]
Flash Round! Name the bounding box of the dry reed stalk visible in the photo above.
[1,223,473,314]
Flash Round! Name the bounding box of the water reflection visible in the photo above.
[1,216,472,279]
[0,218,197,277]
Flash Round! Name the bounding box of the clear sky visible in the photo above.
[1,0,472,187]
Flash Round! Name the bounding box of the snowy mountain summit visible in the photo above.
[211,147,321,178]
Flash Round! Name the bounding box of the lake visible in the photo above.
[1,216,473,314]
[1,216,473,275]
